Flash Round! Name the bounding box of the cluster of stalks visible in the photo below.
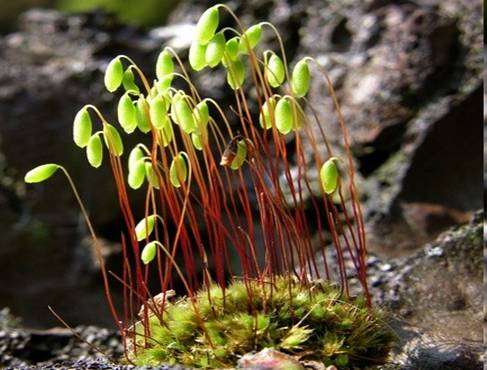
[25,4,375,366]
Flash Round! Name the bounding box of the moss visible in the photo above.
[128,277,395,368]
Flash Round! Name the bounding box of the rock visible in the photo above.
[238,348,304,370]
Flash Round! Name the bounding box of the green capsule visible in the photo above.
[136,96,151,133]
[169,153,188,188]
[226,58,245,90]
[104,57,124,93]
[118,93,137,133]
[265,53,285,88]
[291,58,310,98]
[73,107,92,148]
[155,75,173,94]
[238,24,262,54]
[135,214,157,241]
[128,159,146,190]
[320,157,340,195]
[122,69,139,93]
[205,33,225,68]
[156,50,174,80]
[225,37,240,61]
[157,122,173,148]
[174,96,196,133]
[141,241,158,264]
[195,6,219,45]
[275,97,294,135]
[149,95,169,129]
[145,162,160,189]
[230,140,247,170]
[189,41,207,71]
[259,97,276,130]
[128,146,144,172]
[193,101,209,130]
[191,132,203,151]
[103,123,124,156]
[87,134,103,168]
[24,164,60,183]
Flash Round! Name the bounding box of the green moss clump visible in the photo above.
[128,277,395,368]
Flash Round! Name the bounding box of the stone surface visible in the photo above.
[238,348,304,370]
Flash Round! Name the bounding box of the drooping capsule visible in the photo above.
[320,157,340,195]
[291,58,310,98]
[128,146,144,172]
[238,24,262,54]
[135,215,157,241]
[205,33,226,68]
[24,164,60,184]
[189,41,207,71]
[157,122,173,148]
[122,69,139,93]
[156,75,173,94]
[73,107,92,148]
[103,123,124,156]
[195,6,219,45]
[156,50,174,80]
[104,57,124,93]
[128,159,146,190]
[230,139,247,170]
[259,96,276,130]
[275,97,294,135]
[174,96,196,134]
[191,132,203,151]
[87,134,103,168]
[225,37,240,61]
[193,101,209,130]
[226,58,245,90]
[169,153,188,188]
[118,93,137,133]
[141,241,158,264]
[144,162,160,189]
[265,53,285,88]
[149,95,169,129]
[136,96,151,133]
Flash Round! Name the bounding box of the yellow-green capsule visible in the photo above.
[230,140,247,170]
[155,75,173,94]
[87,134,103,168]
[144,162,160,189]
[118,93,137,133]
[205,33,225,68]
[136,96,151,133]
[128,146,144,172]
[122,69,139,93]
[259,97,276,130]
[149,95,169,129]
[174,96,196,134]
[141,241,158,264]
[195,6,219,45]
[320,157,340,194]
[265,53,285,88]
[156,50,174,80]
[128,159,145,190]
[169,153,188,188]
[104,57,124,93]
[189,41,207,71]
[238,24,262,54]
[191,132,203,151]
[291,58,310,98]
[226,58,245,90]
[193,101,209,130]
[157,122,173,148]
[225,37,239,61]
[275,97,294,135]
[135,214,157,241]
[73,107,92,148]
[24,164,60,183]
[103,123,124,156]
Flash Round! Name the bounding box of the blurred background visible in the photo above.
[0,0,482,331]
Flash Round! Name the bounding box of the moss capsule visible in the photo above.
[205,33,225,68]
[87,134,103,168]
[103,123,124,156]
[195,6,219,45]
[128,146,144,172]
[189,41,207,71]
[275,97,294,135]
[118,93,138,133]
[135,215,157,241]
[320,157,340,194]
[157,122,173,148]
[174,96,196,134]
[193,101,209,130]
[191,133,203,151]
[259,97,276,130]
[156,50,174,80]
[238,24,262,54]
[150,95,169,129]
[24,164,60,183]
[145,162,160,189]
[169,153,188,188]
[122,69,139,93]
[141,241,158,264]
[230,140,247,170]
[73,107,92,148]
[226,58,245,90]
[291,58,310,98]
[265,53,285,88]
[136,96,151,133]
[225,37,239,61]
[104,57,124,93]
[128,159,145,190]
